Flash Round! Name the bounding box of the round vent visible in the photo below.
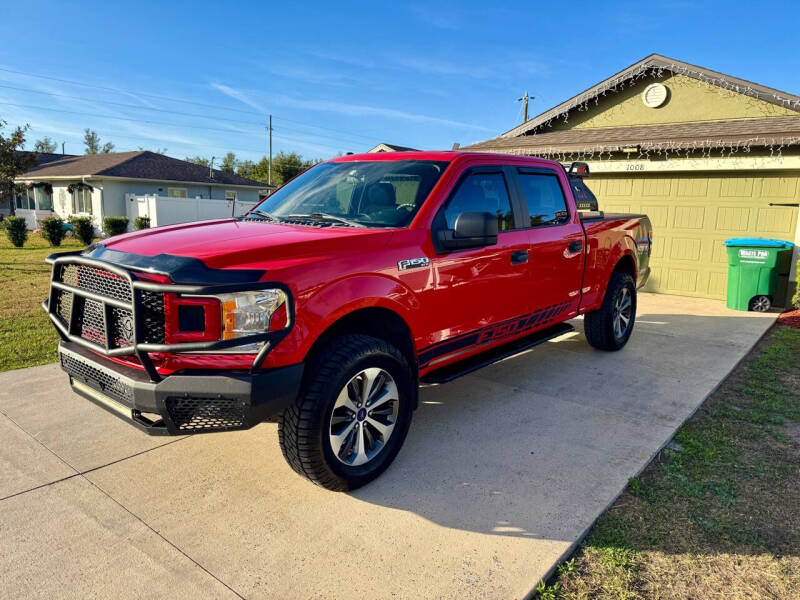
[642,83,668,108]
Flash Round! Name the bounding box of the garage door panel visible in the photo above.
[673,206,706,229]
[593,172,799,301]
[711,241,730,265]
[761,177,798,198]
[641,204,669,227]
[715,206,751,231]
[720,178,754,197]
[756,207,796,234]
[677,178,709,197]
[642,178,672,197]
[708,271,728,299]
[666,268,699,293]
[670,238,702,261]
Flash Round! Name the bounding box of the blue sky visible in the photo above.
[1,1,797,162]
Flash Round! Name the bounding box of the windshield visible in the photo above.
[248,159,450,228]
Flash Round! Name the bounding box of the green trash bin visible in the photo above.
[724,238,795,312]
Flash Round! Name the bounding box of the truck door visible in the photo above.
[421,167,532,368]
[514,167,585,325]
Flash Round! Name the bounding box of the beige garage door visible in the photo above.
[590,172,799,300]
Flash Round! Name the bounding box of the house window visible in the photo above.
[18,187,52,211]
[225,190,238,201]
[168,188,187,198]
[72,188,92,214]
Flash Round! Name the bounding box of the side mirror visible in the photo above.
[437,211,498,250]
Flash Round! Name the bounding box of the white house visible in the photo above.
[10,151,274,230]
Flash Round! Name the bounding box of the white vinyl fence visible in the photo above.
[125,194,257,228]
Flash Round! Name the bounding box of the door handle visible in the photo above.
[511,250,529,265]
[568,241,583,253]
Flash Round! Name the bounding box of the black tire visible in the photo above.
[278,334,414,491]
[749,295,771,312]
[584,272,637,351]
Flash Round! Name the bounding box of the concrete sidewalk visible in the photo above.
[0,294,778,599]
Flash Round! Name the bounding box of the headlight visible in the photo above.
[217,289,289,344]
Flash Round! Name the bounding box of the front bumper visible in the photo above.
[59,341,304,435]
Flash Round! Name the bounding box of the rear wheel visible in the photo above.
[584,272,637,351]
[278,334,413,491]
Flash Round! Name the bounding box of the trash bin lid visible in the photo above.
[724,237,794,248]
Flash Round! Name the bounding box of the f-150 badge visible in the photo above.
[398,257,429,271]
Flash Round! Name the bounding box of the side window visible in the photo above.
[444,172,514,232]
[519,173,569,227]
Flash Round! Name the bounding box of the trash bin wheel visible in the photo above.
[749,295,771,312]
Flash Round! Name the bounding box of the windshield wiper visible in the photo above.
[286,213,365,228]
[247,209,279,222]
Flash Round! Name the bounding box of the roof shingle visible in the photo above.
[18,151,268,187]
[464,116,800,155]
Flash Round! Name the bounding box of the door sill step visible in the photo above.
[420,322,575,384]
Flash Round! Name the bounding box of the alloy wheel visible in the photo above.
[613,287,633,340]
[329,368,399,466]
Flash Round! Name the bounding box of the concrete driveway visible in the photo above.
[0,293,778,600]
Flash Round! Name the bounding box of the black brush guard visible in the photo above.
[43,250,303,435]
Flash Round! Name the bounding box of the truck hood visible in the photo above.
[98,219,394,271]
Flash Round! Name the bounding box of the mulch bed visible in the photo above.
[778,309,800,329]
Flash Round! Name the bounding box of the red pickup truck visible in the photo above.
[45,151,651,490]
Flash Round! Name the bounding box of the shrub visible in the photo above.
[793,262,800,309]
[39,216,66,247]
[103,216,129,237]
[69,216,95,246]
[3,216,28,248]
[134,215,151,230]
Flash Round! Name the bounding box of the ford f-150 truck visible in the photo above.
[44,151,651,490]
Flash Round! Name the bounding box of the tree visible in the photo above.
[184,155,211,167]
[236,160,255,179]
[137,146,168,155]
[0,121,35,216]
[33,137,57,153]
[84,129,114,154]
[219,152,237,174]
[272,151,306,185]
[249,156,273,185]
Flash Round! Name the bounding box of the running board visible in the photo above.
[420,322,575,384]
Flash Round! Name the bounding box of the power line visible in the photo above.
[0,82,378,146]
[0,100,361,150]
[0,68,383,143]
[0,67,264,116]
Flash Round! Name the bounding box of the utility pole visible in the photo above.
[517,91,533,124]
[61,141,65,155]
[267,114,273,187]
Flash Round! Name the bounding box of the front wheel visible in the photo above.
[584,272,637,351]
[278,334,414,491]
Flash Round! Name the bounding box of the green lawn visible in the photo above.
[0,231,85,371]
[538,324,800,599]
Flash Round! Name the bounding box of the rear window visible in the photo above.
[518,173,569,227]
